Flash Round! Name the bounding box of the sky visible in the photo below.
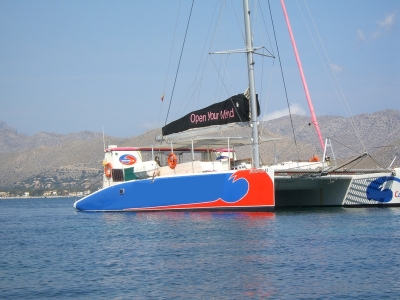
[0,0,398,137]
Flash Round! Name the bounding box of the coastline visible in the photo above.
[0,195,81,200]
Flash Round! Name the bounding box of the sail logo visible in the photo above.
[190,113,206,124]
[366,176,400,202]
[119,154,137,165]
[220,108,235,120]
[190,109,235,124]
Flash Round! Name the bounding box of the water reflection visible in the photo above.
[102,210,275,223]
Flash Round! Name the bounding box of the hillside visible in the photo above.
[0,127,165,193]
[0,110,399,194]
[0,121,104,153]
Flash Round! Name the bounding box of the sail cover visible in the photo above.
[162,93,260,136]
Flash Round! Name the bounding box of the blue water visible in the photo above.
[1,198,400,299]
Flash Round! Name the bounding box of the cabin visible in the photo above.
[101,138,258,188]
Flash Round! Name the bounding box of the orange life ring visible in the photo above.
[104,163,112,178]
[167,152,177,169]
[309,155,320,162]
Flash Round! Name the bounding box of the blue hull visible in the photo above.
[74,169,274,211]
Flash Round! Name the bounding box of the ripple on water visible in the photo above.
[0,199,400,299]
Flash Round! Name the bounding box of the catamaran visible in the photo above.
[74,0,400,211]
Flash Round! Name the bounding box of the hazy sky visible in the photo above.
[0,0,398,137]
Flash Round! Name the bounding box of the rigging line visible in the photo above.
[275,121,316,161]
[327,137,362,155]
[177,2,227,111]
[229,0,246,44]
[177,53,220,119]
[175,2,221,120]
[178,61,210,119]
[255,1,276,137]
[196,0,220,109]
[195,79,203,113]
[207,0,239,101]
[174,78,199,120]
[260,58,276,137]
[251,0,266,138]
[297,0,362,150]
[251,0,257,43]
[174,67,208,120]
[257,49,265,136]
[171,0,222,120]
[253,1,265,108]
[274,138,304,162]
[221,52,237,99]
[267,0,300,161]
[371,144,397,149]
[217,2,237,99]
[209,55,245,123]
[174,0,220,119]
[345,157,367,170]
[164,0,195,130]
[328,153,368,173]
[257,0,275,57]
[208,1,225,54]
[367,153,388,170]
[158,0,182,129]
[214,55,225,103]
[253,4,274,138]
[302,0,366,152]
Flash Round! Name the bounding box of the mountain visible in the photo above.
[0,110,399,193]
[0,126,164,192]
[0,122,104,153]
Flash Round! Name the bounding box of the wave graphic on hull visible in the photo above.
[125,169,274,211]
[366,177,400,202]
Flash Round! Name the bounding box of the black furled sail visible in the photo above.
[162,93,260,136]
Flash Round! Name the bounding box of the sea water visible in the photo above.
[0,197,399,299]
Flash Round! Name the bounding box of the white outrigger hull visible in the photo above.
[275,169,400,207]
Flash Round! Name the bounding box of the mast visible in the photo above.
[280,0,325,151]
[243,0,260,168]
